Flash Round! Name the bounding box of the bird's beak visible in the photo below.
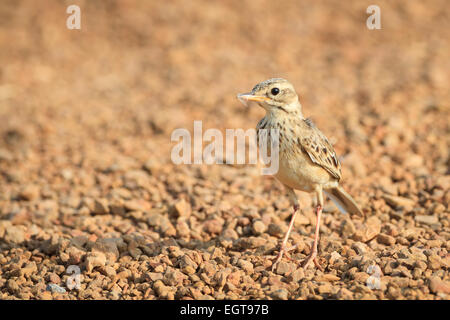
[237,93,270,107]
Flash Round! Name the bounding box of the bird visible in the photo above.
[237,78,363,271]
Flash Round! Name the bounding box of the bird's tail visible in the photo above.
[324,185,363,216]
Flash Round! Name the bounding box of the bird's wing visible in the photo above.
[298,118,342,180]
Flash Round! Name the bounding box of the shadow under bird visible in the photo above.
[237,78,363,271]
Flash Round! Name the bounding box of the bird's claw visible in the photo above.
[270,244,298,272]
[301,250,324,271]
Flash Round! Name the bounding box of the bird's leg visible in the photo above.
[272,187,299,271]
[302,188,324,271]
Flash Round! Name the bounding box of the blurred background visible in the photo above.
[0,1,448,172]
[0,0,448,300]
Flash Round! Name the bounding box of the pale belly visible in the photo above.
[274,154,336,192]
[257,115,338,192]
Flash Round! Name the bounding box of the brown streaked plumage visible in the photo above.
[238,78,363,271]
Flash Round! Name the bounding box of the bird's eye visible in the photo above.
[271,87,280,95]
[270,87,280,95]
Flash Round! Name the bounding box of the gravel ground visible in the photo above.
[0,1,449,300]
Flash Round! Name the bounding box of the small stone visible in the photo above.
[179,254,198,271]
[275,261,295,276]
[340,218,356,237]
[0,148,13,161]
[9,209,31,225]
[377,233,396,246]
[336,288,353,299]
[153,280,170,298]
[268,223,284,237]
[316,274,340,282]
[172,199,191,217]
[149,214,175,236]
[176,220,191,237]
[354,272,370,282]
[147,272,164,281]
[182,265,196,275]
[329,251,342,264]
[71,235,88,248]
[428,277,450,294]
[224,282,237,292]
[237,259,254,273]
[128,241,142,258]
[39,291,53,300]
[46,284,66,294]
[382,194,415,210]
[352,242,368,255]
[354,216,381,242]
[84,252,106,272]
[252,220,267,235]
[67,246,85,265]
[415,215,438,226]
[287,268,305,282]
[92,198,109,215]
[215,269,232,287]
[294,214,310,226]
[427,254,442,270]
[414,260,427,270]
[227,271,241,286]
[383,223,399,237]
[124,200,148,212]
[92,238,120,262]
[154,265,164,273]
[19,184,40,200]
[117,270,130,279]
[164,269,187,286]
[100,266,116,278]
[317,283,333,294]
[271,288,289,300]
[21,262,37,277]
[61,169,73,180]
[7,279,19,293]
[4,225,25,244]
[235,236,265,249]
[203,218,224,234]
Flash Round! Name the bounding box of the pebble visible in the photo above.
[252,220,267,234]
[46,284,66,294]
[275,261,295,276]
[340,219,356,237]
[172,199,191,217]
[47,273,61,284]
[19,184,40,201]
[415,215,439,225]
[268,224,284,237]
[7,279,19,293]
[92,238,120,262]
[270,288,289,300]
[352,242,368,255]
[287,268,305,282]
[84,252,107,272]
[377,233,396,246]
[4,226,25,244]
[428,277,450,294]
[382,194,415,210]
[316,274,341,282]
[237,259,254,273]
[92,198,109,215]
[317,283,333,294]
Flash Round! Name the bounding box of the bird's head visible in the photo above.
[237,78,302,114]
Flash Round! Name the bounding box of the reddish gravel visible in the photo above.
[0,0,449,300]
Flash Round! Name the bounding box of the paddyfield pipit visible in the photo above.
[238,78,363,271]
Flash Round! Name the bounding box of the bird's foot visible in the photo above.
[301,249,324,271]
[271,244,299,272]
